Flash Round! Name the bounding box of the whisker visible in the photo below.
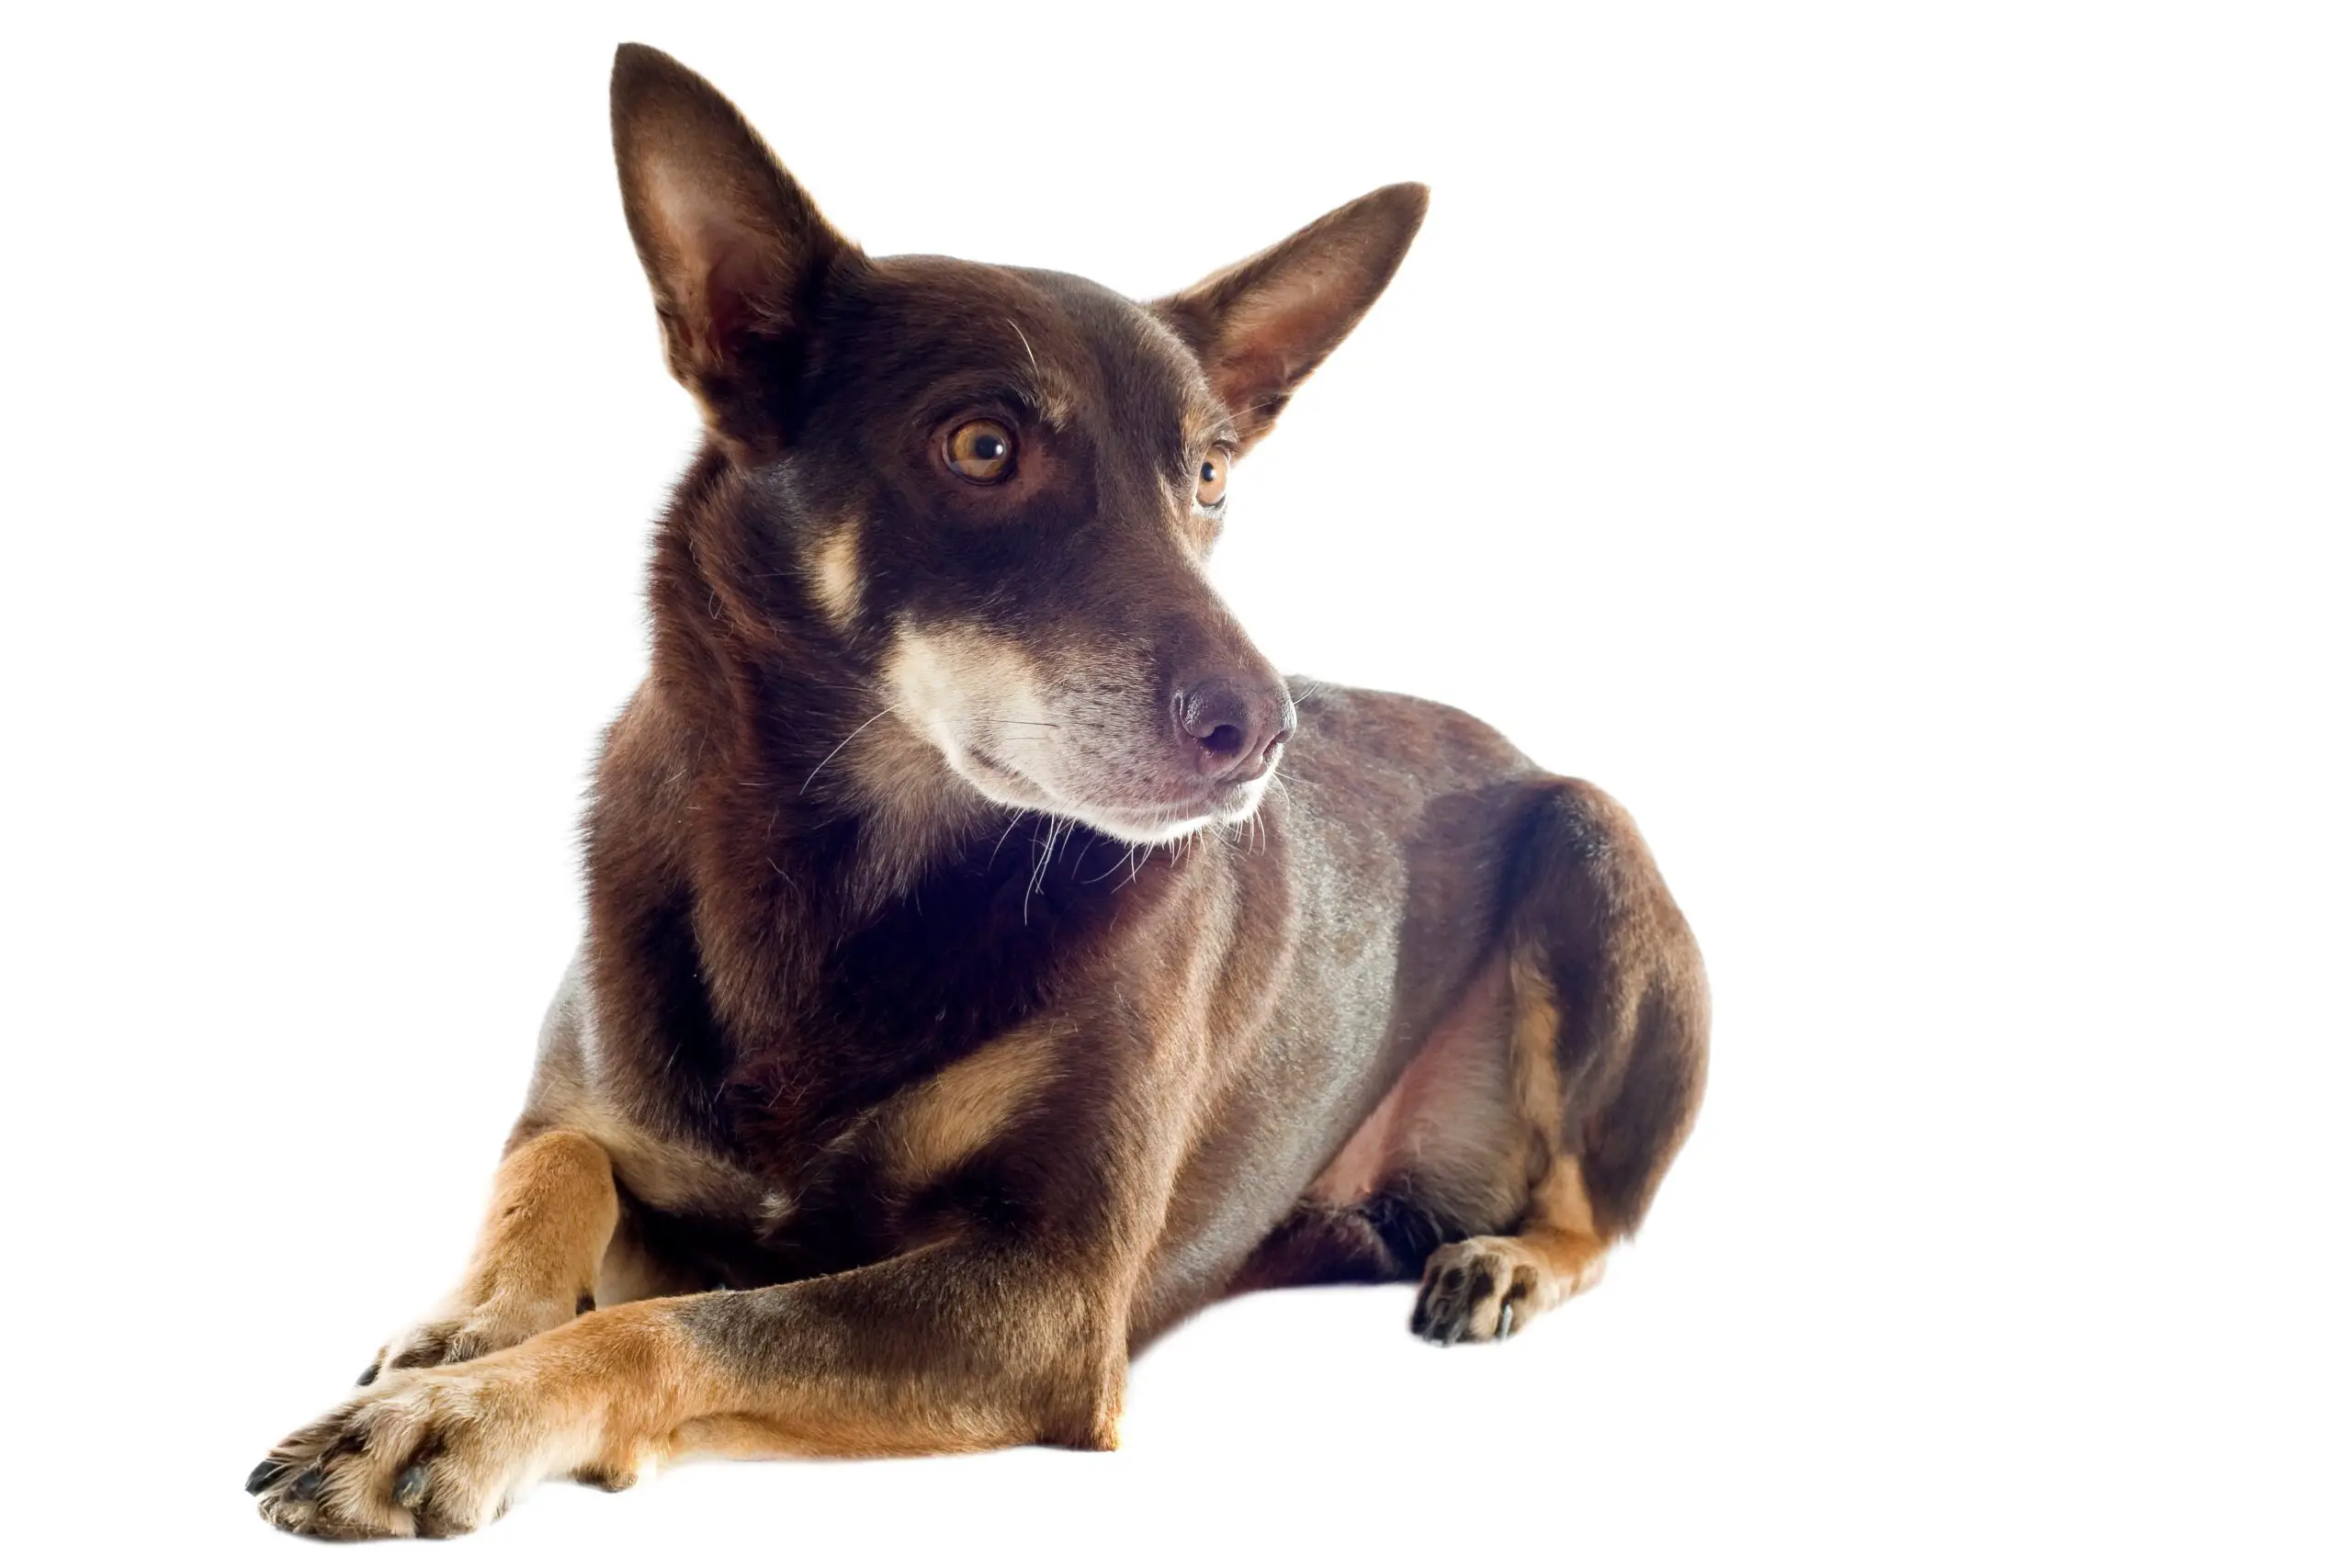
[801,706,895,795]
[1007,318,1041,377]
[987,809,1027,872]
[1024,815,1067,923]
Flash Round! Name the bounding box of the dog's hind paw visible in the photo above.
[1409,1235,1604,1345]
[1411,1239,1534,1345]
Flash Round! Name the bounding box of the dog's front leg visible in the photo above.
[250,1241,1122,1539]
[361,1129,618,1382]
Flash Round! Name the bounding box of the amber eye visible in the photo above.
[944,419,1016,482]
[1195,451,1229,507]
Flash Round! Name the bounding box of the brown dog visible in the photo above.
[248,43,1708,1539]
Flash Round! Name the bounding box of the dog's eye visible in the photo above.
[1195,452,1228,508]
[944,420,1016,483]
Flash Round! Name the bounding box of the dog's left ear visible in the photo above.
[1154,183,1428,452]
[611,43,857,457]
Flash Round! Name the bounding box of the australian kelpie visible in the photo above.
[248,43,1708,1538]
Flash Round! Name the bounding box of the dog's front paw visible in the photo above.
[247,1363,597,1539]
[361,1292,591,1384]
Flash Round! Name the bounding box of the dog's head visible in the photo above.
[611,45,1424,845]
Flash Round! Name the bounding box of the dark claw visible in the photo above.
[357,1362,379,1387]
[394,1464,433,1510]
[246,1459,288,1495]
[290,1465,326,1502]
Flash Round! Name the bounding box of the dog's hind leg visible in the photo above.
[1409,778,1709,1345]
[361,1128,619,1382]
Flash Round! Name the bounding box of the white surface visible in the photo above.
[3,3,2345,1562]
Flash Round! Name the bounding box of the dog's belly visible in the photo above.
[1301,954,1521,1223]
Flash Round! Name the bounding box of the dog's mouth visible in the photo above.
[959,742,1272,845]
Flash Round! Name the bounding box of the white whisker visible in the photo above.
[1007,317,1040,377]
[801,705,894,795]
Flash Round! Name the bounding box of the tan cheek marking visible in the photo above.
[884,627,1054,758]
[886,628,994,734]
[883,1028,1060,1187]
[811,526,860,626]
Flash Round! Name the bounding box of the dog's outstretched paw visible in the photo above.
[249,1368,540,1539]
[360,1292,593,1384]
[247,1358,636,1539]
[253,1307,655,1538]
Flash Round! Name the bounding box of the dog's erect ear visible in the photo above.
[611,43,854,455]
[1153,184,1428,453]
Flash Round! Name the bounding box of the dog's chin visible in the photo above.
[946,746,1272,847]
[1067,794,1250,846]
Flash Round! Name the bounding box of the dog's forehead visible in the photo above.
[851,255,1213,435]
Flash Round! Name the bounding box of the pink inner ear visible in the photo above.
[1206,261,1365,414]
[645,164,774,352]
[699,237,773,353]
[1210,346,1295,416]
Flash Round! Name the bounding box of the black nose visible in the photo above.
[1174,675,1296,784]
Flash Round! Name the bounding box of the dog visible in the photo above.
[247,43,1709,1539]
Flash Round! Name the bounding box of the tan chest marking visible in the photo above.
[880,1027,1062,1188]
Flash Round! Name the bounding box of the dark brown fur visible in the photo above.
[249,44,1708,1538]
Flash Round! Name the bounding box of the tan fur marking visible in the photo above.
[1411,949,1611,1343]
[550,1102,768,1217]
[1514,1155,1608,1296]
[469,1131,617,1303]
[810,526,859,625]
[371,1130,621,1378]
[1508,947,1566,1185]
[260,1272,1124,1536]
[1504,947,1608,1292]
[883,1028,1059,1186]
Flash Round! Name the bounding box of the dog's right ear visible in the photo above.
[611,43,854,457]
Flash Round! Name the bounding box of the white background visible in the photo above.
[4,3,2346,1562]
